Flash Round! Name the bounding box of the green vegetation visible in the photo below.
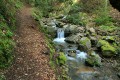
[0,15,14,68]
[66,12,89,26]
[0,0,120,79]
[56,52,67,66]
[23,0,120,79]
[0,0,23,30]
[100,25,117,32]
[0,0,23,68]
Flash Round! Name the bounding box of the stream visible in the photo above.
[53,28,97,80]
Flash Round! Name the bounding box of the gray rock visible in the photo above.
[65,33,83,43]
[47,19,57,27]
[76,27,85,33]
[64,24,78,34]
[89,27,96,33]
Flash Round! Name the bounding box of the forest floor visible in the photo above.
[4,6,56,80]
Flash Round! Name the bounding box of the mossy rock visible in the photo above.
[85,51,102,67]
[97,40,117,57]
[79,37,91,52]
[101,44,117,57]
[97,40,109,47]
[102,36,115,43]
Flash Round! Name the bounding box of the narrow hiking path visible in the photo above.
[5,6,56,80]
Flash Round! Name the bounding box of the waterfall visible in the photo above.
[57,28,65,38]
[53,28,65,43]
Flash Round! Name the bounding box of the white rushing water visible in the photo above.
[76,50,87,60]
[65,49,87,62]
[53,28,65,43]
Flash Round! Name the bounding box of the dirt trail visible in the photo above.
[5,6,56,80]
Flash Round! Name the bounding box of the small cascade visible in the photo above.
[53,28,65,43]
[66,49,87,63]
[57,28,65,38]
[76,50,87,60]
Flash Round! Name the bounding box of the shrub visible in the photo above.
[80,0,105,13]
[94,13,113,26]
[66,12,89,26]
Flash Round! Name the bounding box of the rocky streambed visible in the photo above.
[40,17,120,80]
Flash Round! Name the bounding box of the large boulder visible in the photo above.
[97,40,117,57]
[65,33,83,43]
[63,24,79,35]
[78,37,91,52]
[97,40,109,47]
[88,27,96,36]
[101,44,116,57]
[85,51,102,67]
